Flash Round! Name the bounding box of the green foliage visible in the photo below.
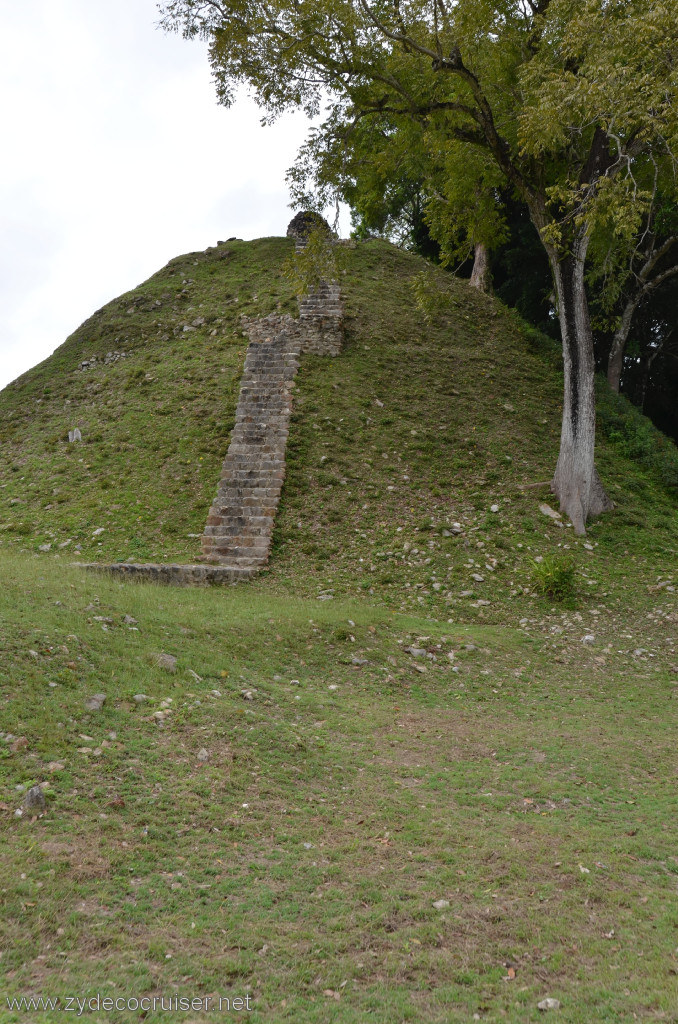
[282,227,339,297]
[159,0,677,269]
[410,269,457,324]
[528,554,577,603]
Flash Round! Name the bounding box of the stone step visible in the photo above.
[204,546,270,561]
[203,523,272,538]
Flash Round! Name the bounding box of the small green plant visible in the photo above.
[528,554,577,602]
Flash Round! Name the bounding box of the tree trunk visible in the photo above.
[607,294,639,393]
[640,342,663,413]
[469,242,492,293]
[549,236,613,534]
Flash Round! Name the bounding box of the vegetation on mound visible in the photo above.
[0,237,676,634]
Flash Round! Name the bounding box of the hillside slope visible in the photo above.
[1,238,678,1023]
[0,236,676,626]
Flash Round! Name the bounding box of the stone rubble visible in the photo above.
[79,351,127,371]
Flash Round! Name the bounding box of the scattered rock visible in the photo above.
[85,694,106,712]
[58,539,72,549]
[68,428,82,443]
[38,544,52,553]
[351,657,368,666]
[153,653,177,673]
[47,761,65,772]
[490,504,499,513]
[472,574,485,583]
[404,646,427,658]
[196,748,210,762]
[539,503,562,520]
[241,689,256,701]
[23,786,46,812]
[122,614,138,625]
[79,352,126,371]
[581,635,595,645]
[92,527,105,537]
[537,998,561,1011]
[133,694,148,704]
[433,899,449,910]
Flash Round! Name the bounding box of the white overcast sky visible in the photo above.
[0,0,340,391]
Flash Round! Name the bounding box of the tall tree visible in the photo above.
[159,0,678,533]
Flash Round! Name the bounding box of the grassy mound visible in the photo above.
[0,236,676,629]
[0,236,677,1021]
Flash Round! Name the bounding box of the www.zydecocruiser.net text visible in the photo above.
[5,994,253,1015]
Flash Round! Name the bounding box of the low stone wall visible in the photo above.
[76,562,254,585]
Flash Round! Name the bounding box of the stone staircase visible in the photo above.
[200,317,302,569]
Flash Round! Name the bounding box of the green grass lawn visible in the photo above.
[0,552,677,1023]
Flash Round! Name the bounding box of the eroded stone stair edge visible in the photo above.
[75,562,254,585]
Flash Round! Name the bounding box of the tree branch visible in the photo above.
[638,235,678,283]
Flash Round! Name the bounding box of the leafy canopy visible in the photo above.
[159,0,678,265]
